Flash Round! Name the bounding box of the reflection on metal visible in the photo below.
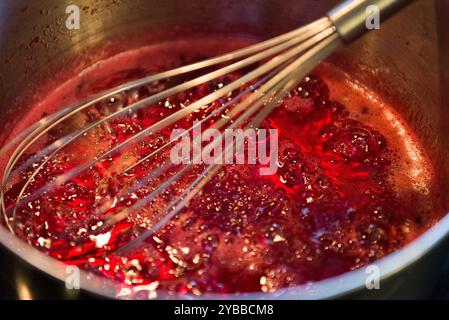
[16,273,33,300]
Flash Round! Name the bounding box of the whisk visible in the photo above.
[0,0,412,253]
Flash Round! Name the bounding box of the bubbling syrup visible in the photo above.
[1,37,443,298]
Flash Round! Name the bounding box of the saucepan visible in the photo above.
[0,0,448,299]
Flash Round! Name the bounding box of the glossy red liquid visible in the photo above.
[2,38,442,297]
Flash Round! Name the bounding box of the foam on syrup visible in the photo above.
[317,63,438,221]
[1,37,443,297]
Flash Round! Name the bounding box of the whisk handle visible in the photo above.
[328,0,414,42]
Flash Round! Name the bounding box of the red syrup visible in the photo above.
[1,37,443,297]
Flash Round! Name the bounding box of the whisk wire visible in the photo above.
[7,24,338,227]
[112,31,341,253]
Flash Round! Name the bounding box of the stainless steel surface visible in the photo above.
[328,0,414,41]
[0,0,448,299]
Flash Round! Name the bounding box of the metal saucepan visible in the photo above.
[0,0,448,299]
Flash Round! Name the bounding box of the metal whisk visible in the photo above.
[0,0,412,253]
